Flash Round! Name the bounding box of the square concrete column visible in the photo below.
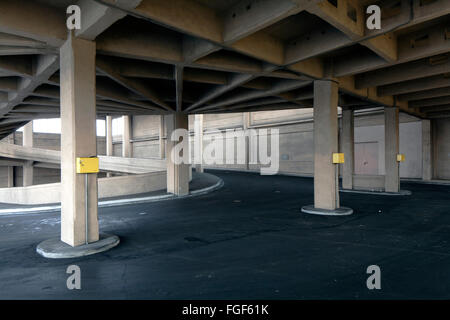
[313,80,339,210]
[106,116,113,177]
[22,121,34,186]
[159,115,165,159]
[341,109,354,189]
[422,119,433,181]
[165,112,189,196]
[194,114,204,173]
[60,34,99,247]
[384,107,400,193]
[122,115,132,157]
[7,133,14,187]
[243,112,251,171]
[106,116,113,156]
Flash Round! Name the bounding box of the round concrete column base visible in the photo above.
[36,233,120,259]
[301,205,353,216]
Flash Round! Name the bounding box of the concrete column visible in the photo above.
[106,116,113,156]
[165,112,189,196]
[384,107,400,193]
[22,121,33,187]
[243,112,251,171]
[122,115,131,157]
[7,166,14,188]
[7,133,14,187]
[341,109,354,189]
[60,34,99,247]
[422,119,433,181]
[194,114,204,173]
[159,115,165,159]
[313,80,339,210]
[106,116,113,177]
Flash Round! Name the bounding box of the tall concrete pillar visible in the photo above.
[302,80,352,215]
[194,114,204,173]
[159,115,165,159]
[122,115,131,157]
[422,119,433,181]
[243,112,250,171]
[106,116,113,177]
[60,34,99,247]
[7,133,14,187]
[313,80,339,210]
[106,116,113,156]
[165,112,189,196]
[341,109,354,189]
[22,121,34,186]
[384,107,400,193]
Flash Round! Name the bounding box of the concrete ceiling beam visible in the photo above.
[378,74,450,96]
[419,104,450,113]
[334,22,450,77]
[356,55,450,89]
[409,95,450,108]
[398,86,450,101]
[96,78,164,112]
[0,54,59,117]
[195,79,312,112]
[96,55,173,111]
[75,0,142,41]
[0,0,66,47]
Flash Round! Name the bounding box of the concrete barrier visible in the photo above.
[352,174,385,191]
[0,142,166,174]
[0,171,166,205]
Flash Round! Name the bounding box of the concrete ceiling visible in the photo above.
[0,0,449,139]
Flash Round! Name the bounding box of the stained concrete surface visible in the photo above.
[0,170,449,299]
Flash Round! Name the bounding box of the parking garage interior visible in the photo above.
[0,0,450,300]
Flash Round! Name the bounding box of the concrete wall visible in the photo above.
[1,110,450,185]
[434,118,450,179]
[354,117,422,178]
[0,171,166,205]
[125,110,449,180]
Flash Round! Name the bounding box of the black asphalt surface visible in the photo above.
[1,170,450,299]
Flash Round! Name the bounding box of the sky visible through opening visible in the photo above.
[16,118,125,137]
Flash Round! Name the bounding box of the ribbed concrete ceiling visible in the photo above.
[0,0,449,139]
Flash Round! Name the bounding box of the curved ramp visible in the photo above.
[0,172,223,214]
[0,142,166,174]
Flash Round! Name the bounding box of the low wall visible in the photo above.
[352,174,385,191]
[0,171,166,205]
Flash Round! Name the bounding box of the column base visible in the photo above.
[36,233,119,259]
[340,189,411,196]
[301,205,353,216]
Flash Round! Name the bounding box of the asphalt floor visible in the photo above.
[0,170,449,299]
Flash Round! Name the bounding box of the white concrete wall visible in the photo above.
[2,110,449,185]
[354,120,422,178]
[127,111,433,179]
